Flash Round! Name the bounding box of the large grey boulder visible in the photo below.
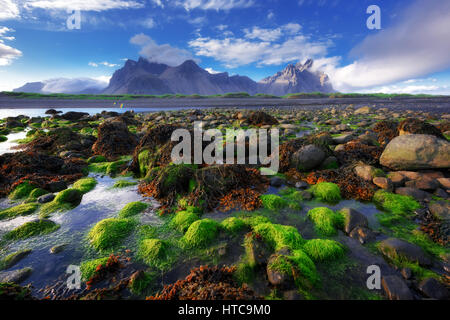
[291,144,326,171]
[380,134,450,170]
[379,238,431,266]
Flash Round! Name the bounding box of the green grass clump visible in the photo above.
[373,190,420,216]
[303,239,346,262]
[309,182,341,203]
[28,188,48,200]
[80,257,109,280]
[40,189,83,217]
[0,135,7,142]
[9,181,36,200]
[181,219,220,248]
[138,239,172,270]
[88,218,136,251]
[73,177,97,194]
[0,203,39,220]
[221,217,246,234]
[253,222,305,251]
[4,219,60,240]
[87,155,106,164]
[118,201,149,218]
[260,194,288,211]
[170,210,199,233]
[112,179,137,189]
[307,207,343,237]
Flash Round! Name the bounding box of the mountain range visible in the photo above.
[13,58,334,95]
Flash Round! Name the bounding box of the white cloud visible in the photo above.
[175,0,254,11]
[89,61,119,67]
[362,84,443,95]
[189,31,329,68]
[205,67,221,74]
[130,33,195,66]
[25,0,145,11]
[0,26,21,66]
[244,24,302,41]
[0,0,20,20]
[323,0,450,92]
[41,77,109,93]
[140,17,156,28]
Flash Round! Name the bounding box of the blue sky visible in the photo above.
[0,0,449,94]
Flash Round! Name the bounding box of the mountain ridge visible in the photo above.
[14,58,334,95]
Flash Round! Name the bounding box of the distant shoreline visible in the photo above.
[1,96,450,114]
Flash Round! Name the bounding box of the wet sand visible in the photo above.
[1,96,450,113]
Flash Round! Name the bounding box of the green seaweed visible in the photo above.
[88,218,136,251]
[4,220,60,240]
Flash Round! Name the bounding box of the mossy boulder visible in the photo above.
[307,207,344,237]
[88,218,136,251]
[80,257,109,280]
[0,249,32,270]
[138,239,171,269]
[253,222,305,251]
[87,155,107,164]
[4,219,60,240]
[309,182,341,203]
[303,239,346,262]
[260,194,287,211]
[181,219,220,248]
[0,203,39,220]
[170,210,199,233]
[112,179,137,189]
[40,188,83,217]
[0,135,7,142]
[373,190,420,215]
[9,181,36,200]
[118,201,149,218]
[28,188,49,200]
[221,217,246,234]
[72,177,97,194]
[267,248,319,289]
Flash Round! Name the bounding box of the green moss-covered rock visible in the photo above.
[9,181,36,200]
[0,203,39,220]
[303,239,346,262]
[80,257,109,280]
[112,179,137,189]
[260,194,288,211]
[253,222,305,251]
[267,249,319,289]
[309,182,341,203]
[0,135,7,142]
[88,218,136,251]
[4,219,60,240]
[40,188,83,217]
[373,190,420,215]
[73,177,97,194]
[118,201,149,218]
[181,219,220,248]
[129,271,155,295]
[28,188,49,200]
[138,239,172,269]
[88,156,131,176]
[87,155,106,164]
[307,207,343,237]
[170,210,199,233]
[0,249,32,270]
[221,217,246,234]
